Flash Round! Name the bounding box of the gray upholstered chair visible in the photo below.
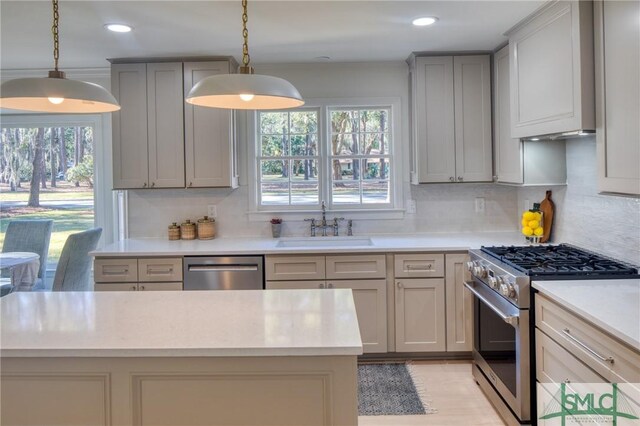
[52,228,102,292]
[1,220,53,287]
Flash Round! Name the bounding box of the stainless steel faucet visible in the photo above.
[347,219,353,236]
[320,201,328,236]
[304,218,317,237]
[333,217,344,236]
[303,201,351,237]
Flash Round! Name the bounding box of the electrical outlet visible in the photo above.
[207,205,217,218]
[475,197,485,213]
[406,199,417,214]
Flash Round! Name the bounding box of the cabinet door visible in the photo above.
[94,258,138,283]
[265,281,326,290]
[414,56,456,183]
[138,258,183,282]
[453,55,493,182]
[111,63,149,189]
[94,283,138,291]
[595,0,640,195]
[146,62,185,188]
[509,1,594,138]
[329,279,387,353]
[445,254,473,352]
[184,61,237,188]
[395,278,446,352]
[138,282,183,291]
[494,46,523,184]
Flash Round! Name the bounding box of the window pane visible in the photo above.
[331,110,358,133]
[261,135,288,157]
[362,180,390,204]
[290,134,317,156]
[362,133,390,155]
[261,160,289,181]
[362,109,390,133]
[261,182,289,205]
[331,133,359,155]
[291,159,318,182]
[291,182,319,205]
[332,181,360,204]
[290,111,317,134]
[363,159,390,180]
[260,112,288,135]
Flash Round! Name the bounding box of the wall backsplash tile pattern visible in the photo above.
[518,137,640,265]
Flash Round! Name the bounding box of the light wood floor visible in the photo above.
[358,360,506,426]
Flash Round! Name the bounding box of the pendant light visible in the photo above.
[0,0,120,113]
[186,0,304,110]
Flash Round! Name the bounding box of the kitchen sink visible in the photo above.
[276,237,374,248]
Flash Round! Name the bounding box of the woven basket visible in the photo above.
[168,222,181,240]
[197,216,216,240]
[180,220,196,240]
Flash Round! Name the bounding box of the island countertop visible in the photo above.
[532,279,640,350]
[0,289,363,358]
[90,231,524,257]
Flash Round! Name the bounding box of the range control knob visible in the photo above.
[500,282,516,298]
[473,265,488,278]
[466,261,475,272]
[488,276,499,288]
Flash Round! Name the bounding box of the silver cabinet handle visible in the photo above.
[406,264,432,271]
[189,182,193,187]
[327,283,333,289]
[457,176,463,181]
[151,182,155,187]
[147,267,173,274]
[130,285,137,291]
[103,268,128,275]
[449,177,455,182]
[143,182,147,188]
[561,328,614,364]
[463,281,519,326]
[139,285,145,291]
[319,283,325,289]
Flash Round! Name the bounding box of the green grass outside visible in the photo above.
[0,208,94,261]
[0,191,94,201]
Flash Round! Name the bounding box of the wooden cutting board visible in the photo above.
[539,190,554,243]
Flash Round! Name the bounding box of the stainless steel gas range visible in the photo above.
[465,244,640,426]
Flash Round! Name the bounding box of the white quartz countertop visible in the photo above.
[0,289,363,358]
[533,279,640,350]
[91,232,524,256]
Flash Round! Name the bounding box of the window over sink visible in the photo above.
[251,98,401,216]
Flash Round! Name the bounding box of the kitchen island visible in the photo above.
[1,289,362,425]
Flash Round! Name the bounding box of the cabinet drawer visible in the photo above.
[326,255,386,280]
[138,258,183,282]
[536,294,640,387]
[266,281,326,290]
[94,258,138,282]
[138,282,183,291]
[536,329,605,384]
[394,254,444,278]
[94,282,138,291]
[265,256,325,281]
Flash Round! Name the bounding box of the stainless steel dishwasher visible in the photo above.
[183,256,264,290]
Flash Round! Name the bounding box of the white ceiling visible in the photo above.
[0,1,544,70]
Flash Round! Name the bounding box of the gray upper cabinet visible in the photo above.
[493,46,567,186]
[410,55,492,184]
[111,58,237,190]
[146,63,185,188]
[594,0,640,195]
[111,63,149,189]
[507,1,595,138]
[184,61,238,188]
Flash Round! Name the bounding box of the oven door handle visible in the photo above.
[463,281,519,326]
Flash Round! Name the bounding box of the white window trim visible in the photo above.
[247,97,404,221]
[0,113,118,248]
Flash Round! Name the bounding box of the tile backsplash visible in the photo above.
[517,137,640,265]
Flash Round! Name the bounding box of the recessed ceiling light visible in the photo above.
[412,17,438,27]
[105,24,133,33]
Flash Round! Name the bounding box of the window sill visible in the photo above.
[247,209,405,222]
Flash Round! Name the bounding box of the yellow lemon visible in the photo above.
[521,218,529,226]
[522,226,534,236]
[523,211,535,221]
[533,212,542,221]
[534,227,544,236]
[528,220,540,229]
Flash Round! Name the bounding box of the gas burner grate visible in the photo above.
[480,244,640,279]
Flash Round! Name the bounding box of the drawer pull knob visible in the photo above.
[131,285,137,291]
[319,283,325,289]
[397,282,403,288]
[562,328,614,364]
[139,285,145,291]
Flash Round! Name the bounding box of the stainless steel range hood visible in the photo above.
[522,129,595,142]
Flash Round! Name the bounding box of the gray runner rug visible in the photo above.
[358,363,435,416]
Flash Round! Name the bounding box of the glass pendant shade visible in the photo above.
[186,73,304,110]
[0,72,121,113]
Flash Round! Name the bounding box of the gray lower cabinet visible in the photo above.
[94,257,183,291]
[445,254,472,352]
[111,58,238,190]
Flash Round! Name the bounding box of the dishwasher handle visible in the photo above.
[188,264,259,272]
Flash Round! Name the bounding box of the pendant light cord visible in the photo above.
[52,0,60,72]
[241,0,251,69]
